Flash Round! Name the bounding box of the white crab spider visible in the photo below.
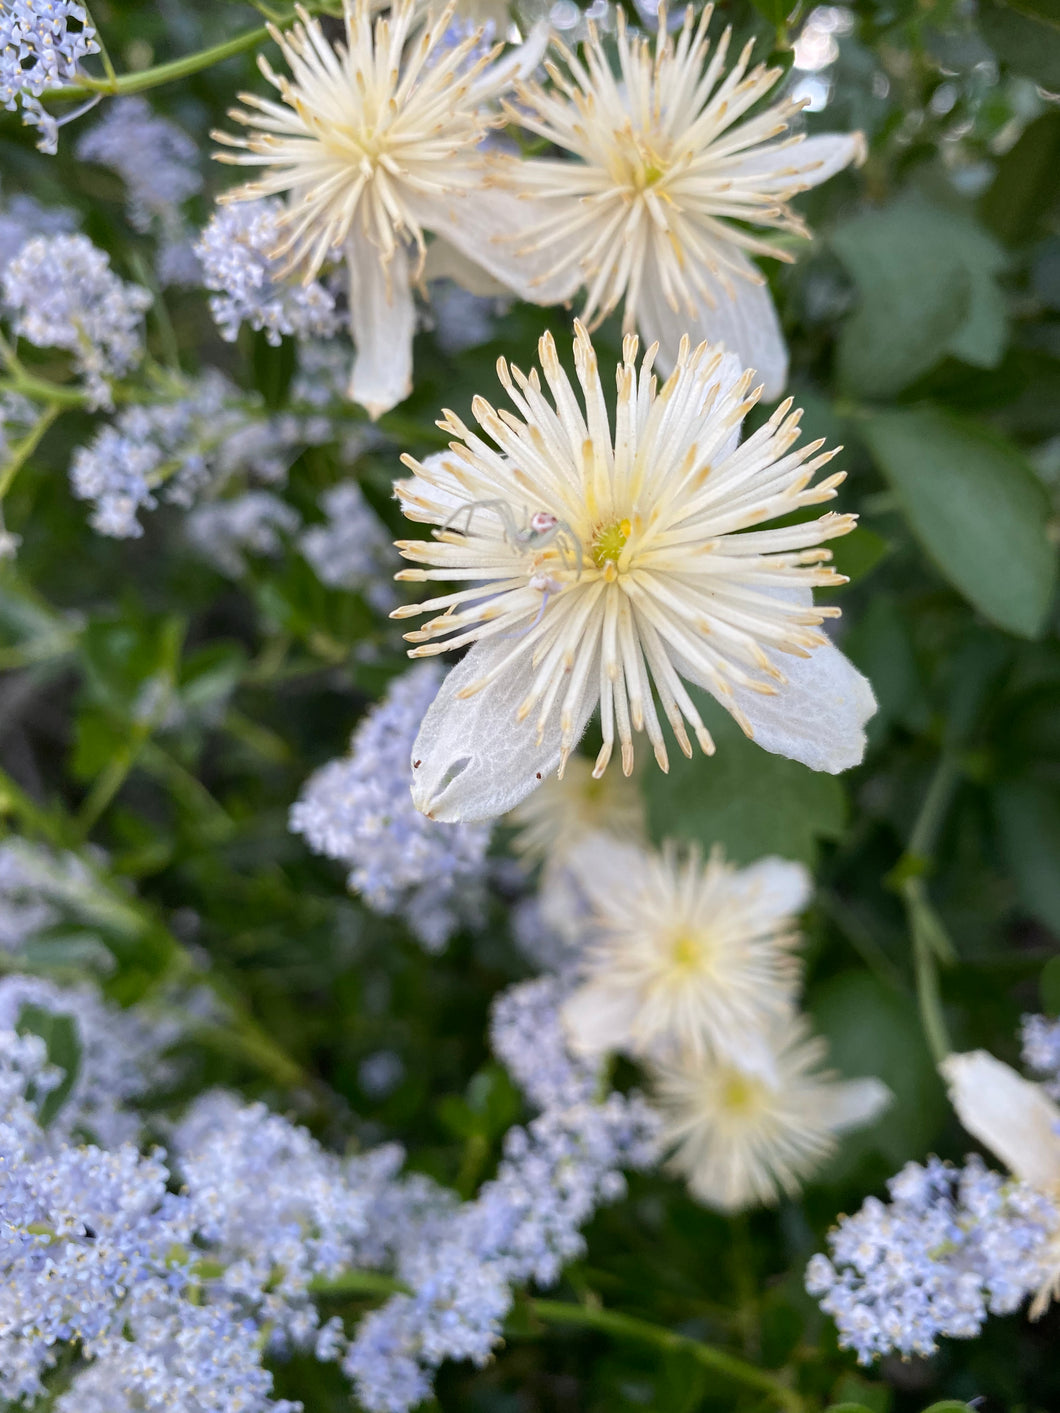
[440,500,583,575]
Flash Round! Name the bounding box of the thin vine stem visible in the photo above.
[893,751,962,1065]
[309,1273,805,1412]
[43,4,340,105]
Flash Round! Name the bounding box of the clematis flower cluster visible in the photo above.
[515,812,889,1212]
[207,0,864,417]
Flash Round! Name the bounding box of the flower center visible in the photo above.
[670,933,701,971]
[720,1071,764,1116]
[591,517,631,570]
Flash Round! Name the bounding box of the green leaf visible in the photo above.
[919,1403,975,1413]
[981,110,1060,246]
[980,0,1060,88]
[811,972,946,1169]
[829,526,891,584]
[993,779,1060,933]
[1040,954,1060,1013]
[843,596,929,734]
[825,1405,877,1413]
[643,697,846,867]
[748,0,797,28]
[17,1004,82,1128]
[830,198,1007,396]
[862,406,1057,638]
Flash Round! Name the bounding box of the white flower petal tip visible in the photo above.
[560,981,641,1058]
[395,324,868,809]
[409,638,597,824]
[819,1076,893,1133]
[347,235,415,419]
[728,641,877,774]
[498,10,865,383]
[941,1049,1060,1193]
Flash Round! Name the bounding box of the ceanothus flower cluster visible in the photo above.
[299,481,398,612]
[290,663,493,952]
[0,0,99,152]
[69,369,331,537]
[0,974,178,1147]
[77,96,202,232]
[196,199,342,346]
[1,233,151,408]
[185,490,300,577]
[0,182,77,269]
[1022,1013,1060,1100]
[806,1156,1056,1363]
[342,973,661,1411]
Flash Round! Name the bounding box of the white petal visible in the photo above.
[941,1050,1060,1192]
[639,251,788,399]
[722,641,876,774]
[730,857,813,920]
[470,20,550,102]
[411,183,583,305]
[565,832,649,903]
[818,1076,892,1134]
[722,133,866,193]
[409,636,599,823]
[346,232,414,419]
[424,237,510,298]
[561,979,640,1057]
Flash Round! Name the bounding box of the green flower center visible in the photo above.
[591,517,631,569]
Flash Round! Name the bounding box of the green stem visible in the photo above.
[0,405,61,501]
[527,1300,804,1412]
[44,5,338,105]
[308,1274,806,1411]
[893,752,962,1065]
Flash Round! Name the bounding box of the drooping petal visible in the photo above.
[941,1050,1060,1193]
[817,1076,892,1133]
[639,250,788,398]
[561,979,641,1056]
[721,133,867,193]
[410,635,599,823]
[346,231,414,419]
[410,182,584,306]
[423,237,510,298]
[730,857,813,921]
[719,641,876,774]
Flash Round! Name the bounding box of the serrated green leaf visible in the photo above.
[863,407,1056,638]
[643,696,846,867]
[17,1004,82,1128]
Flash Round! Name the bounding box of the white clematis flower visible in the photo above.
[942,1049,1060,1316]
[213,0,578,418]
[494,4,866,395]
[507,755,646,868]
[559,833,808,1064]
[651,1013,891,1212]
[393,322,875,823]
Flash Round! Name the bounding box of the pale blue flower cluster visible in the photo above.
[0,837,106,944]
[0,997,450,1412]
[186,490,300,577]
[77,95,201,232]
[299,481,398,611]
[0,0,99,152]
[196,199,342,346]
[343,974,661,1411]
[69,370,330,538]
[0,974,177,1146]
[1022,1013,1060,1099]
[290,663,493,952]
[0,183,77,269]
[805,1155,1055,1363]
[76,95,203,283]
[1,233,151,408]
